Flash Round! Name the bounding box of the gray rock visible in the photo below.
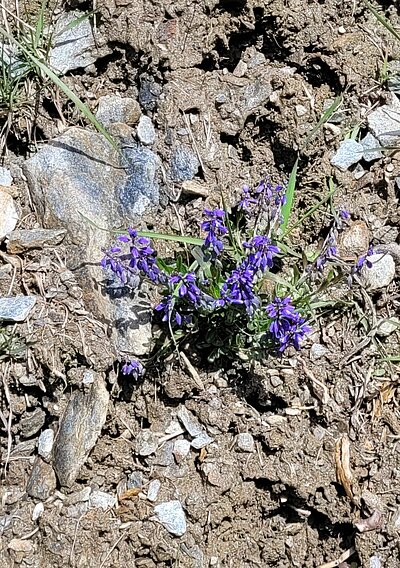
[38,429,54,459]
[153,500,187,536]
[66,486,92,505]
[26,458,57,500]
[388,61,400,93]
[170,145,199,182]
[367,95,400,147]
[153,440,175,466]
[353,164,366,180]
[136,430,158,456]
[121,143,160,215]
[6,228,66,254]
[173,439,191,463]
[330,139,363,171]
[147,479,161,502]
[96,95,141,127]
[177,406,203,437]
[237,432,255,452]
[53,375,109,487]
[369,557,382,568]
[360,133,383,162]
[376,318,400,337]
[137,116,156,145]
[361,253,396,290]
[50,11,97,74]
[191,433,214,449]
[139,73,162,111]
[0,296,37,322]
[20,408,46,438]
[0,166,12,185]
[0,190,18,242]
[113,295,153,356]
[127,471,143,489]
[89,490,117,511]
[310,343,329,361]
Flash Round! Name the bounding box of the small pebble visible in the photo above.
[38,429,54,459]
[153,500,187,536]
[0,190,18,242]
[361,253,396,290]
[310,343,329,361]
[137,430,158,456]
[137,115,156,146]
[376,318,399,337]
[237,432,255,452]
[32,502,44,521]
[360,133,383,162]
[89,490,117,511]
[338,26,346,34]
[173,439,191,463]
[147,479,161,502]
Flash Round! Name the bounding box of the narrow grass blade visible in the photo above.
[303,95,343,148]
[363,0,400,42]
[280,157,298,234]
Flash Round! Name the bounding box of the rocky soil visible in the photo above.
[1,0,400,567]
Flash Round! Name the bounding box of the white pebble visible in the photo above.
[38,429,54,459]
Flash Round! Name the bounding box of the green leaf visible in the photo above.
[280,158,298,233]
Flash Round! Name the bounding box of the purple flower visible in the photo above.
[243,236,280,273]
[155,295,183,326]
[101,229,164,284]
[122,359,144,379]
[266,297,311,352]
[256,180,287,207]
[316,235,337,270]
[238,185,257,210]
[340,210,350,220]
[356,246,374,270]
[169,272,201,304]
[221,265,259,315]
[201,208,228,257]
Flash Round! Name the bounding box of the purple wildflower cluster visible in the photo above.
[201,208,228,257]
[266,297,312,351]
[315,209,350,271]
[155,272,202,325]
[122,359,143,378]
[239,179,286,213]
[102,228,162,285]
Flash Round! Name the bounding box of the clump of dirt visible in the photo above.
[1,1,400,567]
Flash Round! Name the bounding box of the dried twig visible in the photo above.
[317,546,356,568]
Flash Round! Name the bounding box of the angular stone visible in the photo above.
[136,430,158,456]
[26,458,57,500]
[53,375,109,487]
[237,432,255,452]
[338,221,370,258]
[367,94,400,147]
[170,145,199,182]
[173,439,191,463]
[38,429,54,459]
[6,228,66,254]
[360,133,383,162]
[0,296,37,322]
[361,253,396,290]
[137,115,156,145]
[191,432,214,449]
[310,343,329,361]
[376,318,400,337]
[96,95,141,127]
[89,490,117,510]
[147,479,161,502]
[153,500,187,536]
[50,11,97,74]
[0,189,18,242]
[20,408,46,438]
[177,406,203,437]
[330,139,363,171]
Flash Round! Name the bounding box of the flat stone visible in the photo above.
[136,430,158,456]
[170,145,199,182]
[66,487,92,506]
[137,115,156,145]
[367,95,400,147]
[360,133,383,162]
[0,166,12,185]
[330,139,363,171]
[376,318,400,337]
[50,11,97,74]
[361,253,396,290]
[6,228,66,254]
[153,500,187,536]
[89,490,117,511]
[237,432,255,452]
[310,343,329,361]
[191,433,214,449]
[121,143,160,215]
[96,95,141,127]
[0,296,37,322]
[26,458,57,500]
[20,408,46,438]
[177,406,203,437]
[8,538,34,554]
[38,429,54,459]
[147,479,161,502]
[173,439,191,463]
[53,375,109,487]
[0,189,18,242]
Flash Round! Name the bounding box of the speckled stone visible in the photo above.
[96,95,141,127]
[330,139,363,171]
[0,190,18,242]
[26,458,57,500]
[170,144,199,182]
[0,296,37,322]
[153,500,187,536]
